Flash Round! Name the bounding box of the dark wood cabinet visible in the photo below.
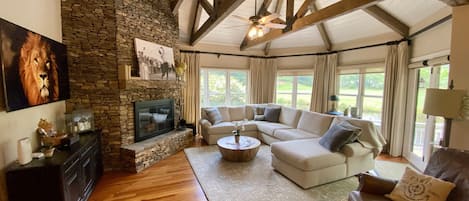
[6,130,103,201]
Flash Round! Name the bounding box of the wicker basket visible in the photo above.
[41,134,68,147]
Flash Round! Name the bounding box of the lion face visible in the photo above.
[19,32,59,105]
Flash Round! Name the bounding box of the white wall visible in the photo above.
[0,1,64,200]
[449,5,469,150]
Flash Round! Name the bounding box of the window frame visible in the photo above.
[337,67,385,124]
[275,70,314,110]
[200,68,249,107]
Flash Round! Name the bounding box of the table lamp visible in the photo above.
[329,95,339,112]
[423,81,465,147]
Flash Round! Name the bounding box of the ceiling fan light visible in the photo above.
[249,27,257,38]
[257,28,264,37]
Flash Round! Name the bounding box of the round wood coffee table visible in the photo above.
[217,136,261,162]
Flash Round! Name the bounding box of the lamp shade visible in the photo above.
[423,88,465,119]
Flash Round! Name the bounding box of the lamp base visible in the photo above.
[442,118,452,147]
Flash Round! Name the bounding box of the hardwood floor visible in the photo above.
[89,135,406,201]
[88,136,208,201]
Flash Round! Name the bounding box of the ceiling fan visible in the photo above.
[232,0,286,38]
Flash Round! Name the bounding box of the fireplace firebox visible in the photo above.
[134,99,174,142]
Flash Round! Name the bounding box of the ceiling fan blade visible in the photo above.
[259,13,280,24]
[232,15,251,23]
[265,23,286,29]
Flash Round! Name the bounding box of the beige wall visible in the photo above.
[449,5,469,150]
[0,0,64,200]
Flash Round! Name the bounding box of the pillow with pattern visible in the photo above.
[386,167,455,201]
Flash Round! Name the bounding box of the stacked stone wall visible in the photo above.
[62,0,182,170]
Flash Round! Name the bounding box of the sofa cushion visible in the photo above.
[297,111,333,136]
[319,122,360,152]
[271,138,346,171]
[273,129,320,141]
[206,122,235,135]
[278,106,302,128]
[264,107,281,122]
[229,106,245,121]
[256,122,292,135]
[205,108,223,125]
[241,121,258,132]
[218,107,231,122]
[386,167,455,201]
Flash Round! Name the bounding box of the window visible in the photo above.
[276,71,313,110]
[337,67,385,126]
[406,64,449,169]
[200,68,248,107]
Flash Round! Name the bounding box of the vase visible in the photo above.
[235,134,240,143]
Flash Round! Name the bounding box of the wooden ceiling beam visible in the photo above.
[363,5,409,37]
[295,0,313,19]
[286,0,294,26]
[259,0,273,15]
[190,0,246,46]
[199,0,214,16]
[171,0,184,15]
[241,0,380,50]
[264,0,284,55]
[439,0,469,6]
[309,3,331,51]
[191,4,203,34]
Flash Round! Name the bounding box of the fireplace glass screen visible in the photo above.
[134,99,174,142]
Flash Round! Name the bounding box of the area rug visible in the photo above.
[184,145,407,201]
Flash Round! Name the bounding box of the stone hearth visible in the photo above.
[121,128,193,173]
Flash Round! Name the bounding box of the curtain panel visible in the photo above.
[181,52,201,126]
[249,58,278,104]
[381,41,409,156]
[311,53,338,112]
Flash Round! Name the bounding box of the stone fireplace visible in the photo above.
[61,0,192,171]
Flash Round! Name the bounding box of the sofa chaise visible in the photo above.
[199,104,386,188]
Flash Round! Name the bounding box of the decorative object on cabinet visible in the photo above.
[17,137,32,165]
[6,130,103,201]
[65,108,95,134]
[0,17,70,112]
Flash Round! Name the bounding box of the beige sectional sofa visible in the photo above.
[199,104,386,188]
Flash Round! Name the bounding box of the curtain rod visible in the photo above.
[180,38,408,59]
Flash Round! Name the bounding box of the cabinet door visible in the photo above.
[64,158,82,201]
[81,141,98,199]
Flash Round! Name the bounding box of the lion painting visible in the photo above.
[18,32,59,105]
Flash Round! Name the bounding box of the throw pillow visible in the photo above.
[337,120,362,142]
[319,123,359,152]
[205,108,223,125]
[264,107,281,122]
[386,167,455,201]
[254,115,265,121]
[255,106,265,115]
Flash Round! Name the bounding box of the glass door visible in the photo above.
[405,64,449,170]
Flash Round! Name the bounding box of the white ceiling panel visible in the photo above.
[325,10,394,44]
[378,0,448,27]
[270,26,324,48]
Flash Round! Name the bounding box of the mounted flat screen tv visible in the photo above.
[0,18,70,112]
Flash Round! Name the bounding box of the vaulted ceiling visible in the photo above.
[178,0,452,55]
